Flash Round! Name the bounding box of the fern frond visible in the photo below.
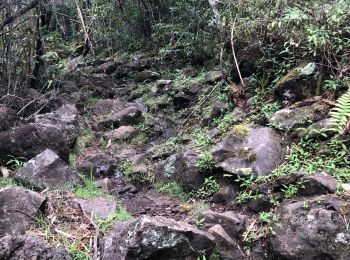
[330,87,350,135]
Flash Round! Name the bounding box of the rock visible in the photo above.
[0,187,46,236]
[187,83,201,94]
[195,210,248,240]
[160,151,208,190]
[208,224,246,260]
[173,90,193,108]
[93,61,120,75]
[295,118,336,139]
[113,64,138,79]
[76,152,118,177]
[273,62,319,106]
[299,172,337,196]
[87,73,114,97]
[14,149,81,190]
[132,70,160,83]
[0,104,82,161]
[0,105,20,131]
[47,92,87,112]
[0,122,78,161]
[103,126,138,140]
[213,184,239,203]
[1,88,49,117]
[70,198,117,220]
[342,183,350,194]
[206,70,224,83]
[210,101,226,118]
[95,178,115,193]
[0,235,71,259]
[92,99,143,130]
[212,125,285,177]
[269,99,330,131]
[101,215,215,259]
[269,195,350,259]
[35,104,82,129]
[156,79,172,87]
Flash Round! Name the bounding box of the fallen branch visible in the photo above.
[230,18,245,87]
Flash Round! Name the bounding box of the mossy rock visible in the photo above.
[273,62,319,107]
[212,125,285,177]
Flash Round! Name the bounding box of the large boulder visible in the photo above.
[0,235,71,259]
[0,105,21,131]
[269,195,350,259]
[212,125,285,177]
[269,99,330,132]
[0,105,81,161]
[273,62,319,106]
[92,99,143,130]
[14,149,81,190]
[101,215,215,259]
[0,187,46,236]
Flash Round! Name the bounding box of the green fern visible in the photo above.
[330,88,350,134]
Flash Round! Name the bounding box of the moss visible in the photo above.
[232,124,250,137]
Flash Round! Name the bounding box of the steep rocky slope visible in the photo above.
[0,54,349,259]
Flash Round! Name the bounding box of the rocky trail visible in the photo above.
[0,53,349,260]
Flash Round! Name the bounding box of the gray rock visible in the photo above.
[0,187,46,236]
[213,184,239,203]
[212,125,285,177]
[103,126,138,140]
[206,70,224,83]
[295,118,336,139]
[273,62,318,106]
[0,235,71,259]
[1,88,48,117]
[269,99,330,131]
[0,105,20,131]
[195,210,248,241]
[76,152,118,177]
[102,215,215,259]
[269,195,350,259]
[14,149,81,190]
[0,105,81,161]
[132,70,160,83]
[70,198,117,220]
[93,99,143,130]
[156,79,172,87]
[208,224,246,260]
[300,172,337,196]
[157,151,209,190]
[95,178,115,193]
[0,123,76,162]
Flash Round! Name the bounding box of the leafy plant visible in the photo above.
[95,207,133,231]
[281,180,307,199]
[191,128,212,150]
[330,87,350,134]
[155,181,187,200]
[196,152,214,170]
[214,113,237,132]
[6,155,26,169]
[192,177,220,199]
